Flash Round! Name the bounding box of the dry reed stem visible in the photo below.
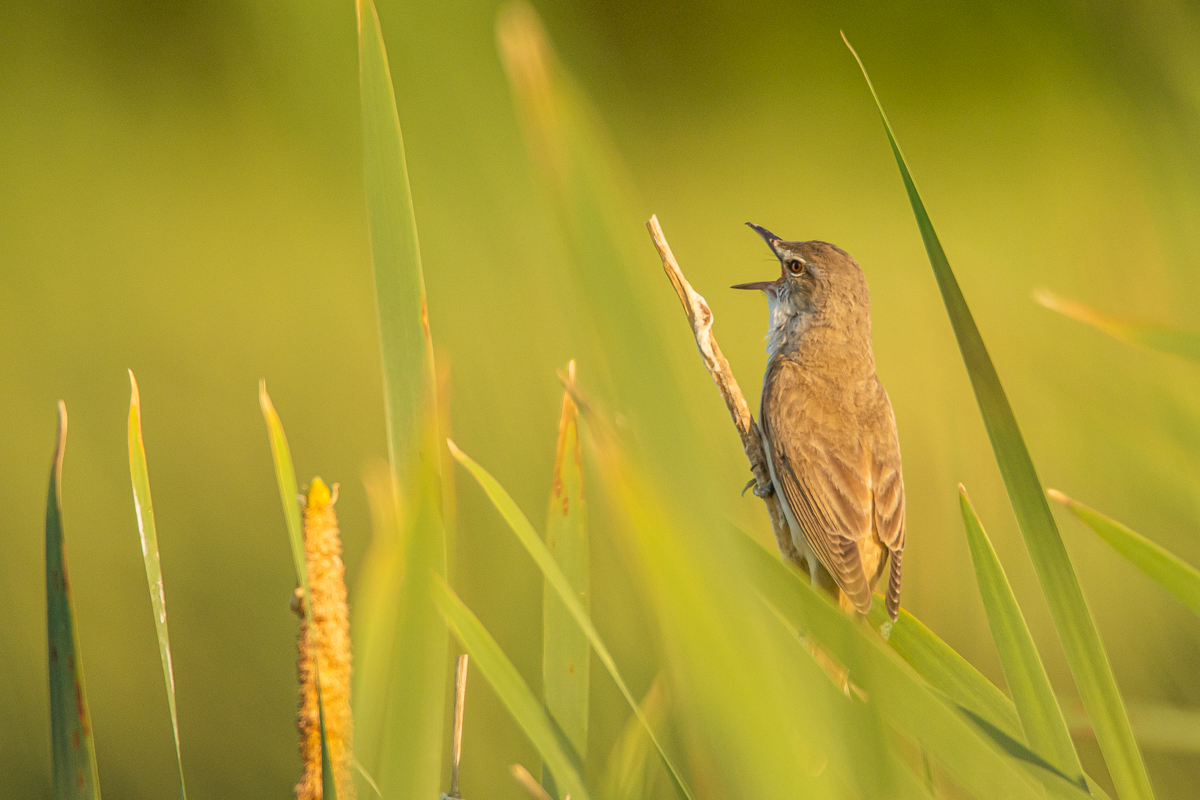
[644,215,799,566]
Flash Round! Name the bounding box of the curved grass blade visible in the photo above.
[863,599,1023,742]
[1050,490,1200,619]
[860,592,1113,800]
[843,34,1154,800]
[542,362,589,795]
[258,382,337,800]
[960,486,1085,789]
[356,1,449,791]
[45,402,101,800]
[733,524,1094,800]
[356,0,438,477]
[433,576,589,800]
[127,372,187,800]
[601,678,666,800]
[447,439,694,800]
[1036,290,1200,363]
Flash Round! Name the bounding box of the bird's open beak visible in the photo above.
[746,222,784,258]
[734,222,786,291]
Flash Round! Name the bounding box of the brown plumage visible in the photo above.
[736,225,905,620]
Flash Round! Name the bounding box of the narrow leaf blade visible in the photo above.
[46,402,101,800]
[127,372,187,800]
[542,365,589,789]
[1051,490,1200,619]
[433,576,590,800]
[960,485,1085,788]
[448,440,694,800]
[844,35,1155,800]
[357,0,437,476]
[1036,291,1200,363]
[733,524,1089,800]
[258,383,339,800]
[601,678,666,800]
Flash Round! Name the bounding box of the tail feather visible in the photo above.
[885,549,902,621]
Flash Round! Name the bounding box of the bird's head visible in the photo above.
[733,223,872,358]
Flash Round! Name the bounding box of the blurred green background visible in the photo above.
[5,0,1200,797]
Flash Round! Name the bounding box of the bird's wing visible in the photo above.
[762,360,875,613]
[869,379,906,619]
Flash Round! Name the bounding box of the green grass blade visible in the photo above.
[448,439,694,800]
[374,459,447,799]
[1064,701,1200,753]
[45,402,101,800]
[1051,490,1200,619]
[734,525,1092,800]
[601,678,666,800]
[844,35,1155,800]
[542,366,589,793]
[258,382,337,800]
[860,591,1114,800]
[960,485,1085,789]
[356,2,449,792]
[357,0,438,477]
[433,575,589,800]
[127,372,187,800]
[1036,290,1200,363]
[863,600,1024,742]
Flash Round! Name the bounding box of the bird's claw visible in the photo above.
[752,481,775,499]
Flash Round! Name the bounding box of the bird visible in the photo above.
[734,223,905,621]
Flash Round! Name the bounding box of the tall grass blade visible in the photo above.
[601,678,666,800]
[448,439,693,800]
[356,0,438,477]
[1064,701,1200,753]
[733,523,1089,800]
[1036,290,1200,363]
[844,34,1154,800]
[258,382,337,800]
[45,402,101,800]
[861,593,1113,800]
[496,4,701,483]
[863,601,1023,742]
[1050,490,1200,619]
[126,372,187,800]
[541,363,589,794]
[351,462,404,792]
[960,486,1085,789]
[433,576,590,800]
[355,1,449,793]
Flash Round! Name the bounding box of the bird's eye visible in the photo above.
[787,259,805,275]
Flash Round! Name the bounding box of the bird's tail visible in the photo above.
[885,549,902,621]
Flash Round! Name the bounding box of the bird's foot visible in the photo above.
[752,480,775,499]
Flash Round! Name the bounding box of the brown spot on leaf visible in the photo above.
[568,662,575,675]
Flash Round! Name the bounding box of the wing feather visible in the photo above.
[762,361,875,613]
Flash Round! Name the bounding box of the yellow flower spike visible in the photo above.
[296,477,355,800]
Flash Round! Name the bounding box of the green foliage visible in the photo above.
[45,403,101,800]
[844,35,1155,800]
[959,486,1084,789]
[1051,490,1200,619]
[448,438,693,800]
[126,373,187,800]
[1037,291,1200,364]
[434,575,590,800]
[354,1,448,796]
[541,372,590,794]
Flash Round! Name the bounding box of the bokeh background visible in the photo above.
[4,0,1200,797]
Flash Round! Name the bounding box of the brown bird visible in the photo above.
[735,223,905,621]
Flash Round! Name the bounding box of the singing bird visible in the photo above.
[735,223,905,620]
